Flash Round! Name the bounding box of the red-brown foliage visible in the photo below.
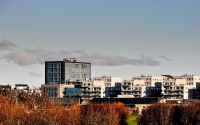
[0,94,129,125]
[138,101,200,125]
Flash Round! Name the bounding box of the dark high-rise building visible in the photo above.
[45,58,91,84]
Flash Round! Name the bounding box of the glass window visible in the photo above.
[47,63,53,67]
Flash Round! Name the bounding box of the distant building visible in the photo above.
[120,74,199,99]
[121,79,147,98]
[45,58,91,84]
[14,84,29,92]
[82,79,105,100]
[105,83,122,98]
[63,85,82,98]
[82,76,122,100]
[93,75,122,86]
[189,82,200,99]
[161,75,195,99]
[132,75,163,86]
[41,81,82,98]
[146,82,163,97]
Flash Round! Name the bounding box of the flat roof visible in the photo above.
[92,97,160,104]
[161,74,174,79]
[45,61,90,64]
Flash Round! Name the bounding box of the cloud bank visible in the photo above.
[0,38,16,50]
[3,48,162,66]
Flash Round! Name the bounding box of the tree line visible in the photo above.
[138,101,200,125]
[0,91,130,125]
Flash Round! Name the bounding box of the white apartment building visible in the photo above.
[162,74,200,87]
[121,79,147,98]
[132,75,163,86]
[121,80,133,95]
[121,75,162,98]
[151,77,163,86]
[93,75,122,86]
[162,75,195,99]
[120,74,200,99]
[132,86,146,98]
[82,80,105,100]
[173,74,200,87]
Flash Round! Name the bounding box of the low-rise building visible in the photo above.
[14,84,29,92]
[41,81,82,98]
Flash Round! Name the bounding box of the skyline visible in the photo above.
[0,1,200,87]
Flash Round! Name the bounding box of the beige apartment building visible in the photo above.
[93,75,122,86]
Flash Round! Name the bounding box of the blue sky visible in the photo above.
[0,1,200,87]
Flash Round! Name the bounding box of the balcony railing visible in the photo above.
[122,89,131,92]
[81,86,89,88]
[123,84,130,87]
[173,89,183,92]
[132,89,141,92]
[133,93,141,95]
[92,90,101,92]
[82,90,91,92]
[163,84,171,87]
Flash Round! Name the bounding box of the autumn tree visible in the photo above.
[138,103,174,125]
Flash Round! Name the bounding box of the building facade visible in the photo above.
[120,74,198,99]
[45,58,91,84]
[105,83,122,98]
[121,80,147,98]
[82,80,105,100]
[93,75,122,86]
[41,81,82,98]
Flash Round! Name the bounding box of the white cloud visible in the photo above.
[4,50,37,65]
[3,48,161,66]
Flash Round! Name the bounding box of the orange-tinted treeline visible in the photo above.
[0,92,129,125]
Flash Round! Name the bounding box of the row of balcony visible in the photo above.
[122,89,141,92]
[121,93,141,95]
[163,93,183,95]
[82,89,101,92]
[82,95,101,98]
[164,89,184,92]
